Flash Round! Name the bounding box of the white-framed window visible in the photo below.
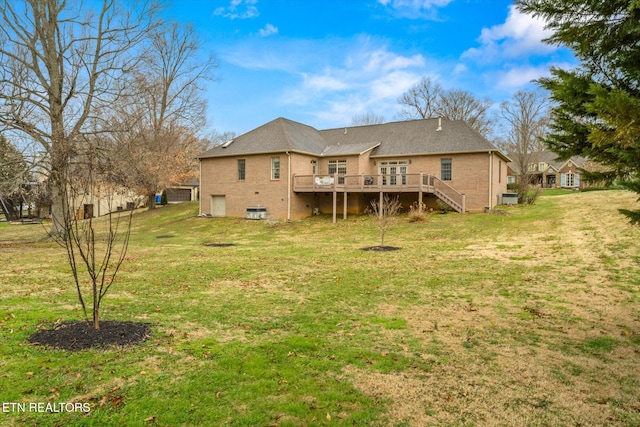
[238,159,245,181]
[328,159,347,183]
[379,160,408,185]
[311,160,317,175]
[271,157,280,180]
[441,158,452,181]
[566,172,574,187]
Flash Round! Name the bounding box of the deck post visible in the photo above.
[343,191,347,220]
[419,173,424,210]
[332,190,337,223]
[379,191,384,219]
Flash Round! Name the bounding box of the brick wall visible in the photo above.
[199,150,508,219]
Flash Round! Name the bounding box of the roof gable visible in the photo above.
[198,117,327,158]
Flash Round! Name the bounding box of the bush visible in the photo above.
[408,201,427,222]
[522,187,541,205]
[435,199,451,214]
[160,190,168,205]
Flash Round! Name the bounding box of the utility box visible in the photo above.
[501,193,518,205]
[246,207,268,220]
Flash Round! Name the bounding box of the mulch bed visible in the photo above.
[28,320,151,351]
[360,246,401,252]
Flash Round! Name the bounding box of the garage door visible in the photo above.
[166,188,191,202]
[210,195,226,217]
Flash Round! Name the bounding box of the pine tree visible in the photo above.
[517,0,640,224]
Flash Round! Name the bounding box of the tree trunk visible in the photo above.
[49,186,67,237]
[93,304,100,330]
[147,191,157,210]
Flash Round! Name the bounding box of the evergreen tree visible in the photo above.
[517,0,640,223]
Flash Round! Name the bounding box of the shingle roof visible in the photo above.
[320,118,504,158]
[198,118,327,158]
[198,117,509,160]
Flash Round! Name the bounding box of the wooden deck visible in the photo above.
[293,173,466,219]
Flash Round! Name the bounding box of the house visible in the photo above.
[508,151,590,189]
[197,117,510,221]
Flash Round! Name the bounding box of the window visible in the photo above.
[238,159,245,180]
[441,158,452,181]
[566,172,574,187]
[328,159,347,183]
[311,160,317,175]
[379,160,409,185]
[271,157,280,180]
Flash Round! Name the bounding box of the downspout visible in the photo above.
[490,151,494,208]
[286,151,291,221]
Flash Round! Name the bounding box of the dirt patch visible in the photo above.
[360,246,401,251]
[28,320,151,351]
[203,243,237,247]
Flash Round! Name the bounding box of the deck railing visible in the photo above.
[293,173,465,212]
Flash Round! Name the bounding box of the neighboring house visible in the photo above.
[164,180,199,203]
[198,117,510,221]
[508,151,589,190]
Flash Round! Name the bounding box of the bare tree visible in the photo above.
[0,0,160,234]
[0,0,161,330]
[499,89,550,200]
[108,21,217,209]
[437,89,494,138]
[52,142,139,330]
[368,194,402,247]
[397,77,443,120]
[351,111,386,126]
[397,77,494,137]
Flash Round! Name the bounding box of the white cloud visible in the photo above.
[378,0,454,19]
[494,66,550,89]
[462,5,555,63]
[302,73,350,91]
[259,23,278,37]
[492,62,576,89]
[281,40,429,124]
[214,0,259,20]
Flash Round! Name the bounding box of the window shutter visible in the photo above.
[560,173,566,187]
[575,173,580,187]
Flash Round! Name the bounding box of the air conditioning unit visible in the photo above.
[246,207,268,220]
[501,193,518,205]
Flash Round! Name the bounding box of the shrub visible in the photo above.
[408,201,427,222]
[435,199,451,213]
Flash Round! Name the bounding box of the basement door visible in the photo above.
[210,195,226,217]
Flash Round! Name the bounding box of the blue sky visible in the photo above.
[165,0,575,137]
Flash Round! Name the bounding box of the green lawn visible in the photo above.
[1,191,639,426]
